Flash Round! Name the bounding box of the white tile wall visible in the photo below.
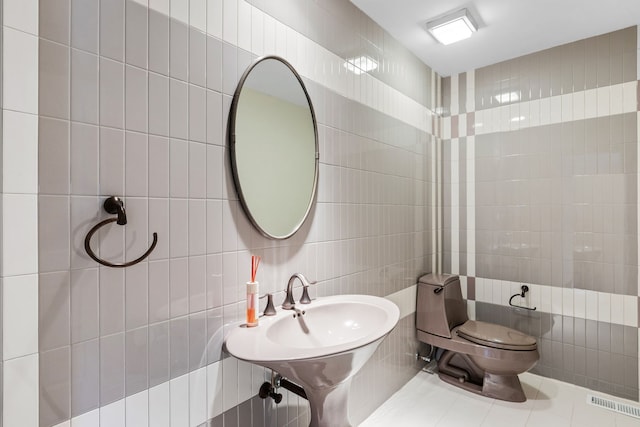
[2,194,38,275]
[474,277,638,327]
[189,368,208,426]
[221,356,239,413]
[3,0,38,34]
[170,0,189,24]
[451,138,460,273]
[149,0,170,16]
[206,360,224,420]
[6,0,437,425]
[149,382,170,427]
[473,82,638,136]
[450,74,459,115]
[385,285,417,319]
[70,410,99,427]
[466,134,475,277]
[2,27,38,114]
[222,0,238,44]
[100,399,125,427]
[3,353,39,427]
[237,0,252,51]
[2,4,40,426]
[126,391,149,427]
[189,0,206,32]
[2,110,38,194]
[170,374,190,426]
[2,274,38,360]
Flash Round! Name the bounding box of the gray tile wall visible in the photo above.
[36,1,435,426]
[0,0,3,423]
[475,27,637,110]
[476,302,639,401]
[474,114,637,292]
[247,0,437,109]
[442,26,640,401]
[204,393,309,427]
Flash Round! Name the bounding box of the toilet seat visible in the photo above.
[457,320,537,351]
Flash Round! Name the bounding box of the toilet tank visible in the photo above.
[416,273,468,338]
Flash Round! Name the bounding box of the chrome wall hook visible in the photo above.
[84,196,158,268]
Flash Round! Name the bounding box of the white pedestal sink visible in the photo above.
[225,294,400,427]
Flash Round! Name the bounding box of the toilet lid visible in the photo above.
[457,320,537,351]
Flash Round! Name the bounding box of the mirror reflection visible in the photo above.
[230,56,319,239]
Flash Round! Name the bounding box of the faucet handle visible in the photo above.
[299,280,316,304]
[260,293,277,316]
[282,291,295,310]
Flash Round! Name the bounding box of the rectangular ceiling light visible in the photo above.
[343,55,378,75]
[426,9,477,45]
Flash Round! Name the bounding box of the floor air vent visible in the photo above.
[587,394,640,419]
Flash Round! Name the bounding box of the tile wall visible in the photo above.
[0,0,3,425]
[441,26,640,400]
[2,0,41,426]
[0,1,3,425]
[24,0,438,426]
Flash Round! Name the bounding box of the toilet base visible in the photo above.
[437,350,527,402]
[482,372,526,402]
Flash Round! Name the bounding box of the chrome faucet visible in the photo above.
[282,273,314,309]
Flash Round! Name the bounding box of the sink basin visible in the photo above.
[224,294,400,427]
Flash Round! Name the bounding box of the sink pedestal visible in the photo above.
[224,295,401,427]
[306,379,353,427]
[272,339,384,427]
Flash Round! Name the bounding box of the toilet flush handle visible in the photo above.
[434,286,444,294]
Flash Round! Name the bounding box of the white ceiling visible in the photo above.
[351,0,640,77]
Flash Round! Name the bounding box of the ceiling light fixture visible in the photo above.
[426,9,477,45]
[343,55,378,75]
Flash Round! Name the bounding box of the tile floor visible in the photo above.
[359,370,640,426]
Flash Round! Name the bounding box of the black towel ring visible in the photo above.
[508,285,537,311]
[84,196,158,268]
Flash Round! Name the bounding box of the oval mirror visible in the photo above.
[229,56,319,239]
